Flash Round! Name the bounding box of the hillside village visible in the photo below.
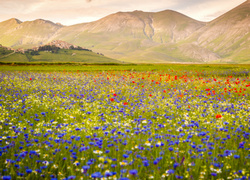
[1,40,93,54]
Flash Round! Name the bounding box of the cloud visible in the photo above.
[0,0,246,25]
[175,0,245,21]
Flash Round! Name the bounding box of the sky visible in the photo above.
[0,0,246,25]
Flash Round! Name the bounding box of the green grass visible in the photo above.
[0,47,13,56]
[0,52,28,62]
[0,49,121,64]
[31,49,120,63]
[0,64,249,73]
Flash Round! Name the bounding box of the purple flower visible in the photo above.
[176,175,183,179]
[68,176,76,179]
[234,155,240,159]
[173,162,179,169]
[91,172,102,178]
[211,172,217,176]
[26,169,32,174]
[129,169,138,176]
[167,169,175,174]
[2,176,11,180]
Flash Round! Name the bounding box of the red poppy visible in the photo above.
[216,114,222,118]
[110,98,114,102]
[123,102,128,105]
[30,78,32,80]
[113,94,117,97]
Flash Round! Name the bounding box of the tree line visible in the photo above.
[25,45,92,56]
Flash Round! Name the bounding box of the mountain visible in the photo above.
[0,1,249,63]
[51,10,206,63]
[54,10,204,43]
[0,19,63,48]
[0,18,22,35]
[186,0,250,63]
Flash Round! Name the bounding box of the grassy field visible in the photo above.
[0,64,250,72]
[0,49,121,64]
[0,64,249,180]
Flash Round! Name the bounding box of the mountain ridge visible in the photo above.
[0,1,249,63]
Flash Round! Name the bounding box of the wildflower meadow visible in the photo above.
[0,65,249,180]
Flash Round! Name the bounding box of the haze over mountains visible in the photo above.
[0,0,249,63]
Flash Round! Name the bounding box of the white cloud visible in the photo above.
[0,0,246,25]
[175,0,246,21]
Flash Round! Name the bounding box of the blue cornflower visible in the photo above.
[234,155,240,159]
[123,154,129,158]
[68,176,76,179]
[173,162,179,169]
[176,175,183,179]
[211,172,217,176]
[26,169,32,174]
[105,172,113,177]
[2,176,11,180]
[82,165,90,170]
[129,169,138,176]
[91,172,102,178]
[142,160,149,167]
[167,169,175,174]
[169,147,174,151]
[121,169,127,173]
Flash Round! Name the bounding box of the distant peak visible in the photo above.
[6,18,22,24]
[56,22,63,26]
[32,19,63,26]
[130,10,148,15]
[34,19,50,23]
[157,9,177,14]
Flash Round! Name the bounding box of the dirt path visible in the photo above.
[0,52,15,59]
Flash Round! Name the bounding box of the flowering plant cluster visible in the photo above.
[0,69,249,180]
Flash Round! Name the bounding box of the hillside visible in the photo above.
[186,0,250,63]
[0,45,120,64]
[0,1,249,63]
[0,19,63,48]
[51,10,205,62]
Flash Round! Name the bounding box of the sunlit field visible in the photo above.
[0,65,250,180]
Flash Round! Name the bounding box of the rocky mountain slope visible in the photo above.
[0,19,62,48]
[188,0,250,63]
